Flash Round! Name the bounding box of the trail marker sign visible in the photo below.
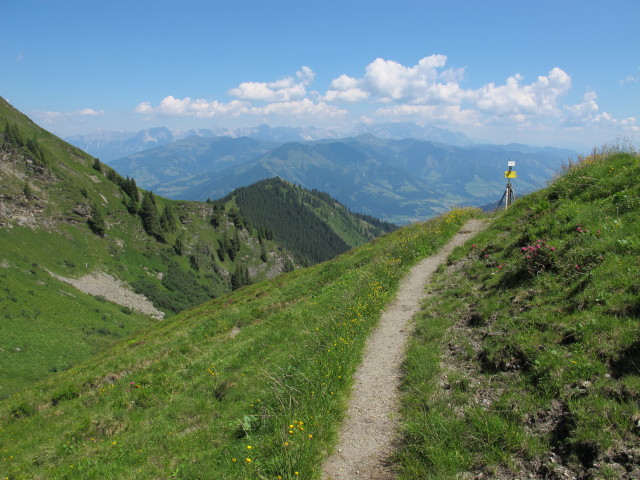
[496,159,516,210]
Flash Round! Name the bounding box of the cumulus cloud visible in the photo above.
[564,91,639,131]
[134,66,346,122]
[326,55,575,126]
[135,96,346,121]
[471,68,571,118]
[228,66,315,102]
[135,96,249,118]
[131,56,637,139]
[325,55,465,105]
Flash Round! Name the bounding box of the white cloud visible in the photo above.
[33,108,104,123]
[564,91,639,131]
[135,96,249,118]
[325,55,465,105]
[250,98,347,118]
[130,56,637,143]
[374,104,481,125]
[228,66,315,102]
[472,68,571,118]
[78,108,105,116]
[620,67,640,85]
[620,75,639,85]
[325,74,370,102]
[325,57,577,126]
[135,96,346,121]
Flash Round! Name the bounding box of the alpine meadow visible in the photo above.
[1,112,640,479]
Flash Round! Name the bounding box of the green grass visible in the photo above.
[397,146,640,478]
[0,208,476,479]
[0,228,154,400]
[0,98,302,398]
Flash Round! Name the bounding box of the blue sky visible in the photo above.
[1,0,639,151]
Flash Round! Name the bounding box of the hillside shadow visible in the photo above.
[611,340,640,378]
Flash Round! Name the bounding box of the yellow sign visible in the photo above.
[504,170,517,178]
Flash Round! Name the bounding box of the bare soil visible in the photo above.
[322,219,486,479]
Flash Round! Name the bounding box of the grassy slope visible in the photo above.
[0,208,475,480]
[0,99,288,399]
[397,146,640,478]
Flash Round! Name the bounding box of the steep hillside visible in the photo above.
[223,177,397,265]
[398,144,640,478]
[0,208,475,480]
[0,98,293,398]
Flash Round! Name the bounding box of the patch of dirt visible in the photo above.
[322,219,486,479]
[47,270,164,319]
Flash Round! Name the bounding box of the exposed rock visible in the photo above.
[47,270,164,319]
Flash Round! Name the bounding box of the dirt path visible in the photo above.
[322,219,485,479]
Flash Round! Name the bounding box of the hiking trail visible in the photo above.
[322,219,485,479]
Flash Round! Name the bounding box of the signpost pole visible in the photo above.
[496,160,516,211]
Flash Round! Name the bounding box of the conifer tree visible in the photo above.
[160,204,177,232]
[173,233,185,255]
[10,123,23,147]
[231,264,250,290]
[139,191,162,239]
[23,182,33,201]
[210,204,223,228]
[88,202,106,236]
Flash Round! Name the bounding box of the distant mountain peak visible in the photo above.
[350,121,472,146]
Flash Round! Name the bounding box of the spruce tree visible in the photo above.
[88,203,106,236]
[173,233,185,255]
[139,191,161,238]
[23,182,33,201]
[160,204,177,232]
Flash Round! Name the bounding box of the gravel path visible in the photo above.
[322,219,485,480]
[47,270,164,319]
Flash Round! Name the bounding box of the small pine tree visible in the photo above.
[10,123,23,147]
[173,233,185,255]
[93,158,102,172]
[126,195,138,215]
[160,204,177,232]
[88,203,106,236]
[210,204,223,228]
[23,182,33,201]
[283,258,295,272]
[139,191,162,239]
[231,265,250,290]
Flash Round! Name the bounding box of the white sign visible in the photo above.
[508,160,516,167]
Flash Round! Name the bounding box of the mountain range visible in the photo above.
[65,122,473,162]
[106,134,574,224]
